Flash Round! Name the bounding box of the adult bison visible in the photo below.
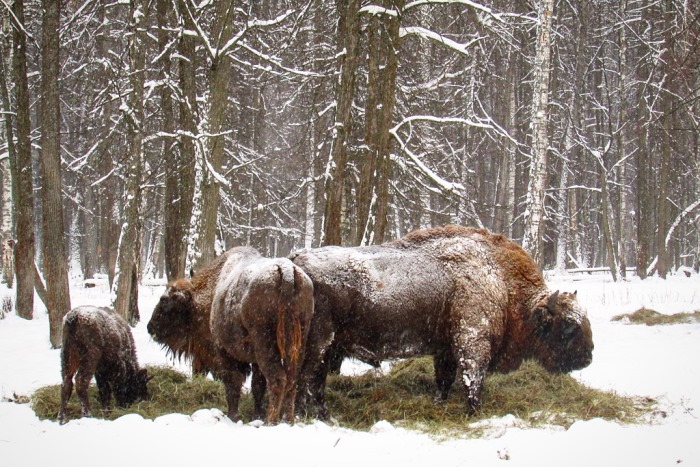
[148,247,314,425]
[58,306,150,424]
[290,225,593,419]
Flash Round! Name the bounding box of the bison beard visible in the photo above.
[58,306,149,424]
[291,225,593,419]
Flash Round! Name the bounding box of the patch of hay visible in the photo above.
[325,358,650,435]
[32,359,651,438]
[31,365,233,422]
[612,307,700,325]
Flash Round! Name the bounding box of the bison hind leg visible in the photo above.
[58,375,74,424]
[75,369,94,418]
[251,364,267,421]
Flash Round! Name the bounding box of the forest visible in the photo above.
[0,0,698,346]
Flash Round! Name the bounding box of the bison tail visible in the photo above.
[60,312,78,378]
[275,264,304,387]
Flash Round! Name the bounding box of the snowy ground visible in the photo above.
[1,272,699,467]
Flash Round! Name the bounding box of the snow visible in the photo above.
[2,273,700,466]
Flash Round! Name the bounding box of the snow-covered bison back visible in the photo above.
[58,306,149,424]
[291,225,593,419]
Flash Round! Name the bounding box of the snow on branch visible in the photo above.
[204,156,231,189]
[359,5,399,17]
[400,26,483,55]
[666,199,700,248]
[238,43,323,77]
[404,0,534,23]
[390,130,465,194]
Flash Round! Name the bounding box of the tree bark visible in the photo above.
[356,1,401,246]
[40,0,71,347]
[112,0,146,324]
[191,0,236,268]
[322,0,361,246]
[12,0,34,319]
[522,0,554,268]
[0,17,16,289]
[161,0,194,282]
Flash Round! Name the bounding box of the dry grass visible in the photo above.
[612,307,700,325]
[31,359,651,437]
[32,365,239,422]
[324,358,648,435]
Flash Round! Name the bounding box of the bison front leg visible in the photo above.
[452,329,492,415]
[295,319,334,421]
[433,348,457,402]
[95,372,112,412]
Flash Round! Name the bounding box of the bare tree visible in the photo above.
[522,0,554,268]
[11,0,34,319]
[112,0,148,324]
[39,0,71,346]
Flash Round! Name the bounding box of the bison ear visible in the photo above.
[189,268,195,279]
[546,290,560,312]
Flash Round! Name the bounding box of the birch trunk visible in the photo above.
[522,0,554,267]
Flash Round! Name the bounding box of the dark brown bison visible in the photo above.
[58,306,150,424]
[209,247,314,425]
[148,247,314,425]
[290,225,593,419]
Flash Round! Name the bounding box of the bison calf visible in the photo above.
[58,306,149,424]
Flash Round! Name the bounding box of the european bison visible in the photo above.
[290,225,593,419]
[58,306,150,424]
[210,247,314,425]
[148,247,314,425]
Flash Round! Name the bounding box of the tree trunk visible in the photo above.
[656,0,674,279]
[40,0,71,347]
[174,0,198,276]
[322,0,361,246]
[191,0,236,268]
[522,0,554,268]
[356,1,401,246]
[0,18,15,289]
[152,0,195,280]
[112,0,146,324]
[12,0,34,319]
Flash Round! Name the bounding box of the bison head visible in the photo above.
[116,368,151,407]
[147,283,195,345]
[528,290,593,373]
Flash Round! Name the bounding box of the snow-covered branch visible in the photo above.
[400,26,483,55]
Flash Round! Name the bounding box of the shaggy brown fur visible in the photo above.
[291,225,593,419]
[209,247,314,425]
[148,247,314,425]
[58,306,149,425]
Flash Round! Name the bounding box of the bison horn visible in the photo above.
[547,290,560,311]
